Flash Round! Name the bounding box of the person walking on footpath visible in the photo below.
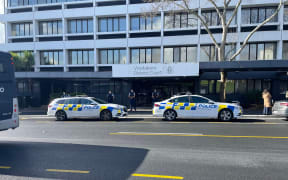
[262,89,272,115]
[107,90,114,103]
[128,89,136,112]
[151,89,160,107]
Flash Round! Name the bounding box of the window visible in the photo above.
[239,42,277,61]
[164,12,198,29]
[0,64,3,72]
[11,22,33,36]
[39,20,62,35]
[99,49,126,64]
[202,10,236,26]
[130,48,161,63]
[170,96,190,103]
[130,15,161,31]
[40,50,63,65]
[79,99,92,104]
[68,19,93,33]
[283,42,288,60]
[98,17,126,32]
[242,7,278,25]
[191,96,209,103]
[235,80,247,94]
[164,46,197,63]
[284,7,288,22]
[56,100,65,104]
[68,50,94,65]
[9,0,34,7]
[65,98,79,104]
[200,45,216,62]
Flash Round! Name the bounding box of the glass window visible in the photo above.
[187,47,197,63]
[108,18,113,32]
[59,51,63,65]
[19,24,24,36]
[152,16,161,30]
[240,45,249,60]
[83,50,88,64]
[259,8,266,23]
[146,49,152,63]
[202,12,211,26]
[131,16,139,31]
[170,96,190,103]
[249,44,257,60]
[200,46,210,62]
[264,43,276,60]
[131,49,139,64]
[266,8,277,22]
[211,11,218,26]
[188,13,197,27]
[225,44,235,60]
[119,17,126,31]
[58,21,62,34]
[248,80,254,92]
[89,50,94,64]
[53,21,58,34]
[173,47,180,63]
[119,49,126,64]
[77,51,83,64]
[226,80,235,94]
[181,13,188,28]
[175,14,181,28]
[140,49,146,63]
[47,22,52,34]
[108,50,113,64]
[99,18,107,32]
[80,99,92,105]
[54,51,59,65]
[100,50,107,64]
[114,50,119,64]
[200,80,209,95]
[284,7,288,22]
[82,20,88,33]
[255,80,262,91]
[72,51,77,64]
[251,8,258,24]
[180,47,186,62]
[152,48,161,63]
[235,80,247,94]
[283,42,288,60]
[191,96,209,103]
[76,20,82,33]
[69,20,76,33]
[113,18,119,31]
[140,16,146,30]
[226,10,236,25]
[164,48,173,63]
[146,17,151,30]
[165,14,173,29]
[257,43,265,60]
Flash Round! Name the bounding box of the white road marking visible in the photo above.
[115,132,203,135]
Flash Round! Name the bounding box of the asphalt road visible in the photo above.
[0,115,288,180]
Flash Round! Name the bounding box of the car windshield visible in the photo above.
[91,98,108,104]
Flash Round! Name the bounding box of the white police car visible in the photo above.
[47,97,127,121]
[153,95,242,121]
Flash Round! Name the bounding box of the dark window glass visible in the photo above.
[249,44,257,60]
[173,47,180,63]
[80,98,92,104]
[283,42,288,60]
[170,96,190,103]
[251,8,258,24]
[56,100,65,104]
[191,96,209,103]
[284,7,288,22]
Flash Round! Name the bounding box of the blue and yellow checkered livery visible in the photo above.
[159,102,197,111]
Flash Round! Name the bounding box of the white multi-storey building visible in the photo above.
[0,0,287,107]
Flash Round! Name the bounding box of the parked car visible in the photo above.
[153,94,242,121]
[47,97,127,121]
[272,100,288,119]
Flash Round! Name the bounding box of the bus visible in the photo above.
[0,51,19,131]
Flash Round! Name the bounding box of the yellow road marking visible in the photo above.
[46,169,90,174]
[132,173,184,179]
[0,166,11,169]
[110,132,288,139]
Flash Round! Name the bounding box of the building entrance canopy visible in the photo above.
[112,63,199,78]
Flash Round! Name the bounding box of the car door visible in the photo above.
[80,98,99,118]
[190,96,217,118]
[63,98,80,118]
[170,96,191,118]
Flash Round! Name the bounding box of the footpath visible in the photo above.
[19,106,284,120]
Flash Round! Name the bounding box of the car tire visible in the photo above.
[55,110,67,121]
[100,110,112,121]
[164,109,177,121]
[218,109,233,121]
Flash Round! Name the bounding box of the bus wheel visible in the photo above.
[56,110,67,121]
[164,109,177,121]
[100,110,112,121]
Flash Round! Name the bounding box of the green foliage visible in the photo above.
[11,51,34,72]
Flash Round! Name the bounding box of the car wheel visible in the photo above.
[218,109,233,121]
[56,110,67,121]
[164,109,177,121]
[100,110,112,121]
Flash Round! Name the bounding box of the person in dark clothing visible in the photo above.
[107,90,114,103]
[128,89,136,111]
[151,89,160,107]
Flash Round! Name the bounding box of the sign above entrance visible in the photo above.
[112,63,199,78]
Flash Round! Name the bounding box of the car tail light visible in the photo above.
[154,103,160,107]
[48,104,53,108]
[280,103,288,106]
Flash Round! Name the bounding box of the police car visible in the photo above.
[47,97,128,121]
[153,95,242,121]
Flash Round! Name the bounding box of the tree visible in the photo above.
[11,51,34,72]
[148,0,286,101]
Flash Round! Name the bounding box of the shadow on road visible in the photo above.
[0,141,148,180]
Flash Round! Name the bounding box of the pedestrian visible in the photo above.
[262,89,272,115]
[128,89,136,111]
[151,89,160,107]
[107,90,114,103]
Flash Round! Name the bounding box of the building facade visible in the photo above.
[0,0,287,107]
